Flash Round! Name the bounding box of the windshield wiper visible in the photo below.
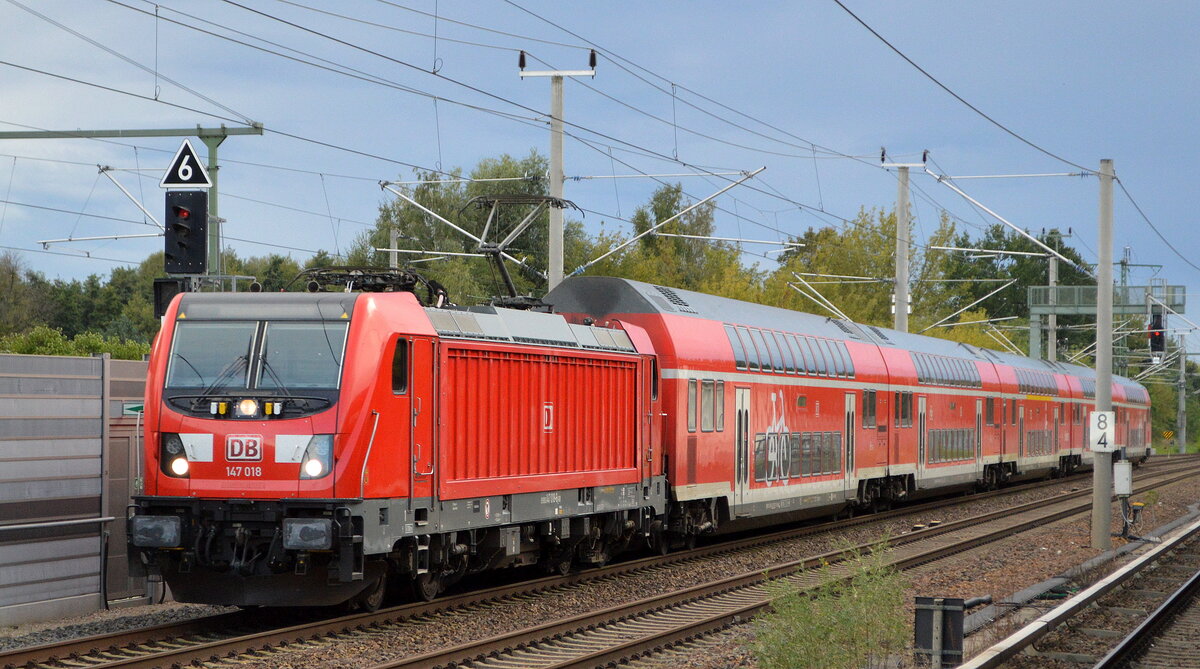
[196,355,248,402]
[259,357,294,398]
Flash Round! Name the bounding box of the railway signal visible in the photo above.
[1149,313,1166,352]
[164,190,208,274]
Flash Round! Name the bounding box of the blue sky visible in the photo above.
[1,1,1196,332]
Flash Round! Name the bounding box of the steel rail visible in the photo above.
[1090,538,1200,668]
[963,515,1200,668]
[368,466,1200,669]
[5,459,1193,669]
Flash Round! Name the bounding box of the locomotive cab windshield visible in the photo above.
[162,293,357,418]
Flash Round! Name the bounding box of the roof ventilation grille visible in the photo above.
[653,285,698,313]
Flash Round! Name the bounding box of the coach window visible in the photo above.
[862,389,876,429]
[752,330,776,373]
[903,392,913,427]
[817,339,838,377]
[1011,399,1018,425]
[725,325,747,371]
[782,335,801,378]
[687,379,698,432]
[797,336,817,375]
[894,391,902,426]
[811,338,830,374]
[715,381,725,431]
[736,326,760,371]
[840,343,855,377]
[789,433,801,478]
[774,332,796,374]
[391,338,409,394]
[986,397,995,426]
[651,359,659,400]
[833,341,848,377]
[701,380,715,432]
[764,331,786,372]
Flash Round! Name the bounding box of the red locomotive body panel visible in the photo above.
[437,343,645,499]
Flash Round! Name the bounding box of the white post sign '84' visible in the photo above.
[1090,411,1117,452]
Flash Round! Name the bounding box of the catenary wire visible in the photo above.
[831,0,1094,174]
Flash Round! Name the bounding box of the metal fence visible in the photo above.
[0,353,148,626]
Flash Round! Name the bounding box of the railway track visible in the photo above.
[963,511,1200,668]
[3,458,1194,669]
[1098,563,1200,668]
[364,465,1200,669]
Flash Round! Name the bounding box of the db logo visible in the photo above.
[226,435,263,461]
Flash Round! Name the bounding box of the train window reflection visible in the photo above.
[166,321,257,389]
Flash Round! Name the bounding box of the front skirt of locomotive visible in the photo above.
[128,496,377,607]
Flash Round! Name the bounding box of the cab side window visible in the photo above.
[391,338,408,394]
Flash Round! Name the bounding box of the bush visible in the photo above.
[754,542,909,669]
[0,325,149,360]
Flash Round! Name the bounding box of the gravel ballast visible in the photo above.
[2,466,1195,669]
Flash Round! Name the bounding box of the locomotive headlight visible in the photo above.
[160,433,190,478]
[236,399,259,417]
[300,434,334,480]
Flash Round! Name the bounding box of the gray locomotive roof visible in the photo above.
[546,276,1143,389]
[176,292,359,321]
[425,304,635,353]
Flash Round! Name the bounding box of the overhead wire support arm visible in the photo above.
[650,232,803,247]
[935,172,1090,180]
[985,326,1024,355]
[38,232,162,249]
[569,167,765,277]
[918,279,1017,334]
[788,272,851,321]
[568,171,746,181]
[98,165,162,229]
[930,245,1050,258]
[923,167,1089,276]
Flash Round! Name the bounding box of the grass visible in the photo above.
[753,541,909,669]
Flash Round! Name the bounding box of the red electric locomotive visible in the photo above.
[129,288,662,608]
[128,275,1150,608]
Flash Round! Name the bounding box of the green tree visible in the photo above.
[0,325,148,360]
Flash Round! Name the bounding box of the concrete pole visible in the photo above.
[548,75,565,291]
[1179,342,1188,454]
[1048,255,1058,361]
[200,136,226,280]
[389,227,398,269]
[1092,158,1114,551]
[894,166,910,332]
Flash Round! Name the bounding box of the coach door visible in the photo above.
[844,393,856,498]
[1053,406,1060,458]
[917,396,927,481]
[735,388,751,509]
[975,399,984,478]
[1018,405,1026,458]
[410,337,437,517]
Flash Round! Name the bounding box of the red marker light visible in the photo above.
[174,206,191,220]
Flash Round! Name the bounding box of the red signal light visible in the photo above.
[174,206,191,220]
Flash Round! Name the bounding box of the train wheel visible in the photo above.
[357,570,388,612]
[411,573,441,602]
